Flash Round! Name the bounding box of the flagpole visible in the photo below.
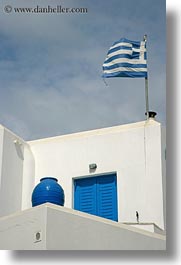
[143,34,149,120]
[145,77,149,120]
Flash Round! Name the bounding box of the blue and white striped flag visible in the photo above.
[102,38,147,78]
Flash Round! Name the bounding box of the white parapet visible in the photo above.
[0,203,166,250]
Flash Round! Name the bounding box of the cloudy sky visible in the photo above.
[0,0,166,140]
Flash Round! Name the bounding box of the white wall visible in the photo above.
[0,204,47,250]
[0,128,24,217]
[161,126,166,229]
[0,120,165,230]
[140,120,166,229]
[21,143,35,210]
[29,119,166,230]
[46,204,166,250]
[0,126,35,216]
[0,203,166,250]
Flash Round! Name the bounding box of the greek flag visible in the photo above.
[102,38,147,78]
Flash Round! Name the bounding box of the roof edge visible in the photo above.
[28,119,161,144]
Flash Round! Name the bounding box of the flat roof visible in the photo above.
[28,119,160,145]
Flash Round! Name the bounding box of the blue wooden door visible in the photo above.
[74,174,118,221]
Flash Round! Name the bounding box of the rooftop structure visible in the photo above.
[0,117,166,250]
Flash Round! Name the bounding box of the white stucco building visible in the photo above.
[0,114,166,250]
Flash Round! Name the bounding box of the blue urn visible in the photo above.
[32,177,65,207]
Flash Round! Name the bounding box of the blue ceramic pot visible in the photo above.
[32,177,65,207]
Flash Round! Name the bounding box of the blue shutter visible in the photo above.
[74,177,97,215]
[74,174,118,221]
[97,174,118,221]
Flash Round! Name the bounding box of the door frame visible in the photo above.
[72,171,118,218]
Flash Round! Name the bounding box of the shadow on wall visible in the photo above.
[8,248,169,261]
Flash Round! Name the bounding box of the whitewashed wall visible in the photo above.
[21,143,35,210]
[0,203,166,250]
[29,119,166,230]
[161,126,166,229]
[0,126,35,216]
[0,120,166,230]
